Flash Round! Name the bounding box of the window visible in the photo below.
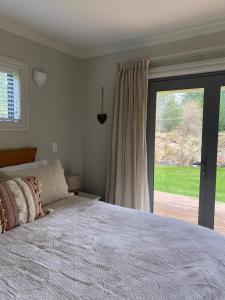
[0,68,20,122]
[0,55,28,130]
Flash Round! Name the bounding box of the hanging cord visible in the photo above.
[101,87,104,114]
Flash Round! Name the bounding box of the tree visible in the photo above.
[180,102,202,136]
[157,92,182,132]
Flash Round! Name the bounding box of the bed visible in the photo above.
[0,149,225,299]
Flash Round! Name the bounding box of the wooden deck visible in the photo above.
[154,191,225,234]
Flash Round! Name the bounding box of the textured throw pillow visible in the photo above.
[0,176,46,233]
[3,159,69,206]
[0,198,6,233]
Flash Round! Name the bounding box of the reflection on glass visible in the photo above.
[154,88,204,225]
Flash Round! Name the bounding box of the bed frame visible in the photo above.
[0,148,37,168]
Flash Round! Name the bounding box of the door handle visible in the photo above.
[192,158,207,176]
[192,162,201,166]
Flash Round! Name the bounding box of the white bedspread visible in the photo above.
[0,196,225,299]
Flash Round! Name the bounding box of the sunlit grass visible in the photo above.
[154,165,225,203]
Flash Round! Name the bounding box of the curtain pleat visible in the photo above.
[106,58,150,212]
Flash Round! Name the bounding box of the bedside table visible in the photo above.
[77,192,101,201]
[65,174,80,194]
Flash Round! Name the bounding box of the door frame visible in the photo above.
[147,70,225,229]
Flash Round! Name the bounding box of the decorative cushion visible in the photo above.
[0,177,46,233]
[1,159,69,206]
[0,198,6,233]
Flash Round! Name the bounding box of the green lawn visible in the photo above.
[155,165,225,203]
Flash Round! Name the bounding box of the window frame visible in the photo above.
[147,71,225,230]
[0,54,28,131]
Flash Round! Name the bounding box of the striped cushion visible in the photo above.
[0,177,46,233]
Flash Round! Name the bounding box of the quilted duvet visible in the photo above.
[0,196,225,299]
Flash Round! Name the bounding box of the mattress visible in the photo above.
[0,195,225,299]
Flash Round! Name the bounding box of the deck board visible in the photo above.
[154,191,225,234]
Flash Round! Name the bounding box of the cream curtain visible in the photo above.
[106,58,150,212]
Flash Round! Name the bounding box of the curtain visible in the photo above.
[106,58,150,212]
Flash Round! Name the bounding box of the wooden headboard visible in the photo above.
[0,148,37,168]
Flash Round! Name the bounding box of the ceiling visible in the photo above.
[1,0,225,58]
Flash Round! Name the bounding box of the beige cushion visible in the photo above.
[0,172,13,182]
[0,160,48,172]
[3,159,69,206]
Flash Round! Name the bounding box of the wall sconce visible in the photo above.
[32,70,47,88]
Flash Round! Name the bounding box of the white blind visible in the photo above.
[0,67,20,123]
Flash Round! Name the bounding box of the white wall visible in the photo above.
[1,27,225,197]
[0,29,82,175]
[80,30,225,197]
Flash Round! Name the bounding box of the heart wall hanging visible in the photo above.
[97,87,107,124]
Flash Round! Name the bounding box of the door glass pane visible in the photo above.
[154,88,204,224]
[215,86,225,234]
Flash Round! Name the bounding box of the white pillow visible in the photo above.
[0,160,48,172]
[3,159,69,206]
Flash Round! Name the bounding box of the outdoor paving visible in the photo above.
[154,191,225,235]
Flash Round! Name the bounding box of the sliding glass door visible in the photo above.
[154,88,204,225]
[147,71,225,233]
